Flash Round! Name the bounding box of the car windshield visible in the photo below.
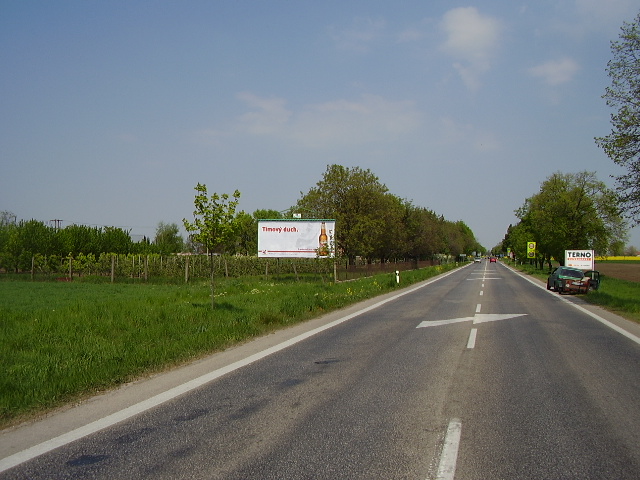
[560,268,584,279]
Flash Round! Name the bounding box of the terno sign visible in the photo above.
[258,220,336,258]
[565,250,595,270]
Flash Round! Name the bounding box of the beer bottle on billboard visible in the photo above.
[318,222,328,256]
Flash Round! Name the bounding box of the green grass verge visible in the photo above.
[506,261,640,324]
[0,264,458,427]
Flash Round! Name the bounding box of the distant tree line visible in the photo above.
[0,213,184,273]
[1,164,485,273]
[209,165,483,262]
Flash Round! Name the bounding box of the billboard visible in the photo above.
[565,250,595,270]
[258,220,335,258]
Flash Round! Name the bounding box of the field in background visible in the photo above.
[593,262,640,282]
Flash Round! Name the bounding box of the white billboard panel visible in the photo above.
[258,220,335,258]
[565,250,595,270]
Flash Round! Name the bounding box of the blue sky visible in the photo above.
[2,0,639,250]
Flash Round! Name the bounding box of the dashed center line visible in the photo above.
[467,328,478,349]
[435,419,462,480]
[475,303,481,313]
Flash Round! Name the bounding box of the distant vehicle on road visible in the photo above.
[474,256,482,263]
[490,257,497,263]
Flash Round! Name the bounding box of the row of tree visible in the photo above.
[181,165,484,262]
[1,164,483,273]
[288,165,482,263]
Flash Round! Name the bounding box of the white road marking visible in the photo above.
[475,303,482,313]
[435,419,462,480]
[467,329,478,349]
[479,290,483,296]
[473,313,527,324]
[417,313,527,328]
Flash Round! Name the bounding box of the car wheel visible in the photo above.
[546,281,551,290]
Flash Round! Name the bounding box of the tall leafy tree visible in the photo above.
[101,226,133,254]
[515,171,626,264]
[183,183,241,307]
[596,11,640,225]
[154,222,184,255]
[253,209,283,219]
[58,225,102,256]
[501,222,537,264]
[295,165,390,264]
[404,206,446,259]
[232,212,257,256]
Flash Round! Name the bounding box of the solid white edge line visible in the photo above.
[499,263,640,346]
[466,328,478,349]
[435,419,462,480]
[0,264,469,473]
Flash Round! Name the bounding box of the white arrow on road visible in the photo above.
[417,313,527,328]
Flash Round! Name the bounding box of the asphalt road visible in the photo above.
[2,261,639,479]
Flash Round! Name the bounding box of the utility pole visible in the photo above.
[50,219,62,231]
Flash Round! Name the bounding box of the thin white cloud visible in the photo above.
[438,117,502,152]
[396,27,424,43]
[199,93,422,149]
[328,17,387,53]
[528,58,580,85]
[235,92,292,135]
[440,7,503,90]
[292,94,421,148]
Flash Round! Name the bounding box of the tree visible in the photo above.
[596,11,640,225]
[154,222,184,255]
[0,211,17,227]
[515,171,626,264]
[295,165,390,264]
[253,209,283,220]
[101,226,133,254]
[404,206,446,259]
[58,225,102,256]
[501,222,536,265]
[232,212,256,256]
[183,183,241,307]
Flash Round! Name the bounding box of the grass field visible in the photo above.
[0,264,457,428]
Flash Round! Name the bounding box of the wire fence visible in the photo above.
[1,254,448,283]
